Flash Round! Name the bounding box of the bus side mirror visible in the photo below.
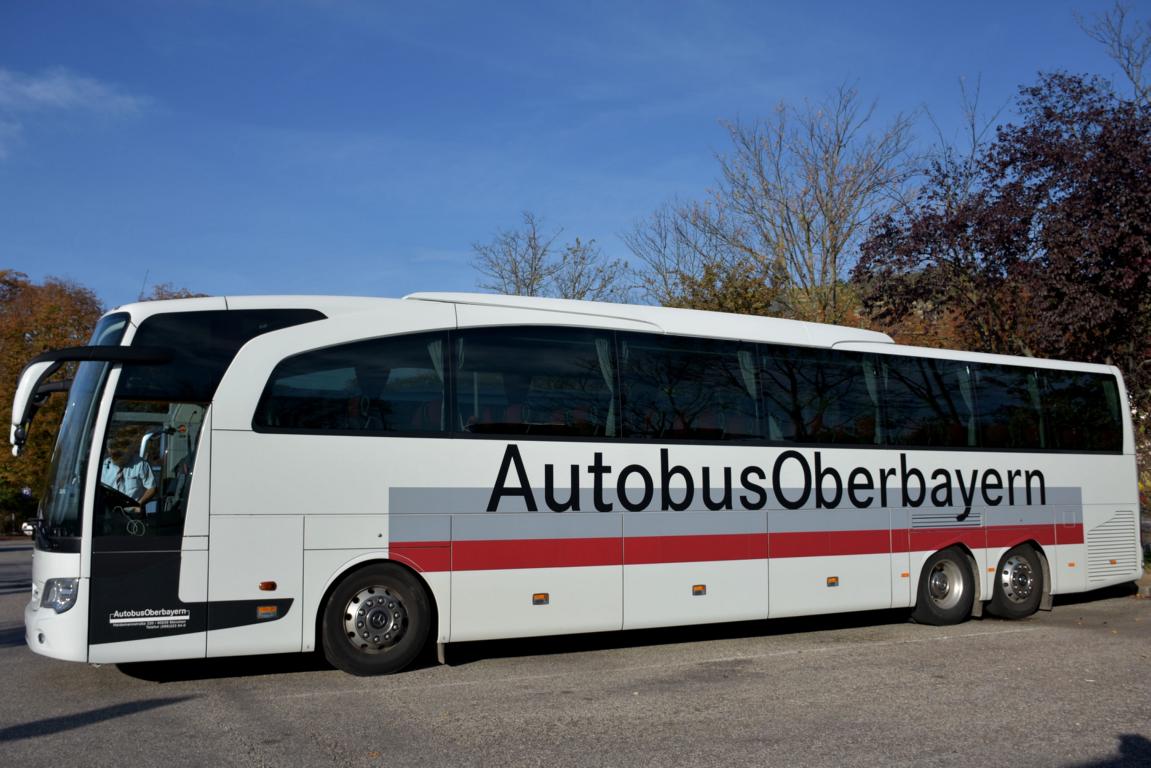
[11,359,64,456]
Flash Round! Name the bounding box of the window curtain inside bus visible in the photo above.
[427,338,445,430]
[863,358,881,444]
[1028,371,1046,448]
[737,349,759,435]
[595,337,616,437]
[957,365,976,447]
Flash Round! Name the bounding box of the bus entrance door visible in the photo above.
[87,401,209,663]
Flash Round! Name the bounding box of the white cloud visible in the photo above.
[0,68,147,160]
[0,67,145,114]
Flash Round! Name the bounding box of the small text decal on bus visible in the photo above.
[108,607,191,631]
[486,445,1047,520]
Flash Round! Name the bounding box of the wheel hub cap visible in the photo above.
[343,587,408,654]
[1000,555,1035,603]
[927,559,964,610]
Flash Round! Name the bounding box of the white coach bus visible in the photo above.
[13,293,1143,675]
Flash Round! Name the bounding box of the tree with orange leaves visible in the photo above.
[0,270,103,528]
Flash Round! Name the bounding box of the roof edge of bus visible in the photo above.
[107,295,398,319]
[404,292,895,346]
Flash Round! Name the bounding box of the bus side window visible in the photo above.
[1042,370,1123,452]
[454,327,616,438]
[760,346,878,445]
[619,333,759,441]
[883,356,975,448]
[254,332,448,435]
[975,364,1043,449]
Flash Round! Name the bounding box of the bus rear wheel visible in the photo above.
[322,563,430,675]
[912,548,974,626]
[988,545,1043,620]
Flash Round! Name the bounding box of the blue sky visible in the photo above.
[0,1,1133,309]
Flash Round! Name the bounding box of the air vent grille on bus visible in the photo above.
[1086,510,1138,583]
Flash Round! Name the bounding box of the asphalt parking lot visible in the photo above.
[1,544,1149,768]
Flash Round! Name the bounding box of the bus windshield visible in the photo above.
[38,314,129,543]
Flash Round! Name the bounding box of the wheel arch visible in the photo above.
[308,556,442,654]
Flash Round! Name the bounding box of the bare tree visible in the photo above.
[472,211,560,297]
[472,211,630,301]
[1079,2,1151,104]
[551,237,630,303]
[712,85,914,323]
[623,201,784,313]
[628,85,913,322]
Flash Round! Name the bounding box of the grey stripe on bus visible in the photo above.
[388,485,1084,516]
[386,489,1087,543]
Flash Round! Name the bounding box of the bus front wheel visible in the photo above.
[911,548,974,626]
[988,545,1044,620]
[322,563,430,675]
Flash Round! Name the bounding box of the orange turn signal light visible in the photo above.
[532,593,550,606]
[259,581,277,591]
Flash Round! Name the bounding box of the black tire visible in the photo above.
[322,563,430,676]
[987,544,1044,619]
[911,548,975,626]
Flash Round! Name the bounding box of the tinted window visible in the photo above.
[761,346,879,444]
[119,309,324,401]
[883,356,976,447]
[1041,370,1122,451]
[256,331,447,433]
[455,327,615,437]
[975,364,1043,449]
[620,334,759,441]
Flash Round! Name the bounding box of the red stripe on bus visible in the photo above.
[624,533,769,564]
[1055,525,1084,545]
[771,529,892,558]
[389,543,451,573]
[391,523,1085,572]
[452,537,622,571]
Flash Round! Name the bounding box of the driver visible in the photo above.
[101,424,157,511]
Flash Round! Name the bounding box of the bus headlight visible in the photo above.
[40,578,79,614]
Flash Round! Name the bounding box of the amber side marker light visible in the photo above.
[259,581,277,591]
[826,576,839,588]
[692,584,707,596]
[256,605,279,621]
[532,593,550,606]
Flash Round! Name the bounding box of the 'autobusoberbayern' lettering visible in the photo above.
[486,444,1046,519]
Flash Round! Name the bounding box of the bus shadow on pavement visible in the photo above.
[1052,580,1138,607]
[448,580,1145,668]
[117,651,335,682]
[0,625,26,648]
[445,607,915,668]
